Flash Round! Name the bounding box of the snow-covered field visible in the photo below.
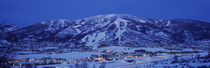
[15,52,208,68]
[16,52,101,60]
[10,45,209,68]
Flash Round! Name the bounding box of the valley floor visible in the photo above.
[5,45,210,68]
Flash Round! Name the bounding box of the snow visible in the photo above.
[166,20,171,26]
[105,14,118,18]
[113,18,129,44]
[98,46,131,52]
[5,27,16,32]
[98,46,170,53]
[155,31,168,37]
[73,25,82,28]
[82,31,106,46]
[72,25,82,34]
[75,28,81,34]
[82,15,105,20]
[56,27,77,38]
[12,45,209,68]
[40,21,47,24]
[0,40,11,45]
[139,48,170,52]
[16,52,101,60]
[42,19,71,31]
[32,53,209,68]
[45,21,56,31]
[137,18,146,23]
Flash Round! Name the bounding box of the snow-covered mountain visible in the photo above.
[0,24,18,45]
[3,14,210,46]
[0,25,18,39]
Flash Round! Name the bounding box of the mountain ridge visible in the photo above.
[1,14,210,46]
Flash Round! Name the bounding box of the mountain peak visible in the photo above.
[40,19,71,24]
[105,14,134,17]
[0,24,18,32]
[82,14,137,20]
[4,14,210,46]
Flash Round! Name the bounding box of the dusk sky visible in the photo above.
[0,0,210,27]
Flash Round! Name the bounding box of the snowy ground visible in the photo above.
[17,53,208,68]
[11,45,210,68]
[15,52,101,60]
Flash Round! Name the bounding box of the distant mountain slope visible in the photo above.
[3,14,210,46]
[0,24,18,39]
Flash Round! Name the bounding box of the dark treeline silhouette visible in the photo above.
[0,44,15,68]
